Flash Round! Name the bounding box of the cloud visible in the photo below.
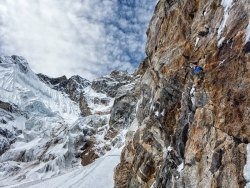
[0,0,158,80]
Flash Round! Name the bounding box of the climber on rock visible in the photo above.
[191,63,204,87]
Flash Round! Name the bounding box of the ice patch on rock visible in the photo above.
[218,0,233,40]
[167,146,173,151]
[161,109,165,116]
[190,87,195,95]
[246,21,250,44]
[177,162,184,172]
[195,37,200,47]
[219,60,226,66]
[155,111,159,116]
[203,7,208,16]
[218,37,225,47]
[150,181,156,188]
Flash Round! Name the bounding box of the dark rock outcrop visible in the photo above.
[0,101,18,113]
[80,71,141,165]
[37,73,67,87]
[0,128,15,156]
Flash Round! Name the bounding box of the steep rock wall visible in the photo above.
[115,0,250,187]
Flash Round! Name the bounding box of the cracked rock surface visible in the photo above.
[114,0,250,187]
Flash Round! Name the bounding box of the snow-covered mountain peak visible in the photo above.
[0,55,80,121]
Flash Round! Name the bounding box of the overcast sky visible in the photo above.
[0,0,157,80]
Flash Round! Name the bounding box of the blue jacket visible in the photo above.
[194,66,203,73]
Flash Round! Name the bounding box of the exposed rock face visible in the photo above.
[109,75,141,131]
[115,0,250,188]
[0,108,23,157]
[0,127,15,155]
[0,101,19,114]
[37,73,67,88]
[134,57,150,76]
[0,101,14,113]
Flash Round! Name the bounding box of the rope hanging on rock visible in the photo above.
[203,73,250,88]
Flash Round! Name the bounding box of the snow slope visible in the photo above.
[1,149,121,188]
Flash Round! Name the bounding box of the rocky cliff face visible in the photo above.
[0,1,249,187]
[114,0,250,187]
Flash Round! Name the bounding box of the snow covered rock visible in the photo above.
[38,73,91,116]
[92,70,133,97]
[0,100,18,113]
[37,74,68,89]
